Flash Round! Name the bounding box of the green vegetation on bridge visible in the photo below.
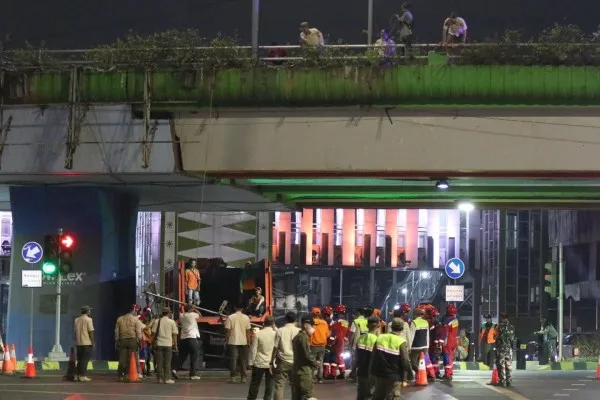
[3,25,600,107]
[4,65,600,107]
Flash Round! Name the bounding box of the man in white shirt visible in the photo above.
[271,312,300,400]
[152,307,179,384]
[224,303,252,384]
[74,305,95,382]
[178,304,201,380]
[299,22,324,47]
[443,12,468,43]
[247,316,277,400]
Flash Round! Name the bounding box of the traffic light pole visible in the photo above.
[558,242,564,361]
[46,229,67,361]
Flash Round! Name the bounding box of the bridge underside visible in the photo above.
[239,178,600,209]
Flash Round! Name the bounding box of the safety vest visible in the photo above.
[480,323,497,344]
[411,317,430,350]
[371,333,407,378]
[356,332,378,377]
[354,316,368,334]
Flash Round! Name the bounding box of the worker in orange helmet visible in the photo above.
[325,304,349,379]
[441,304,459,381]
[310,307,330,383]
[373,309,387,333]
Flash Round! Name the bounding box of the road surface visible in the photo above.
[0,370,596,399]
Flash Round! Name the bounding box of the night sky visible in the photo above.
[1,0,599,49]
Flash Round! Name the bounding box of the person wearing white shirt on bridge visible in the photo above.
[443,12,468,43]
[299,22,324,47]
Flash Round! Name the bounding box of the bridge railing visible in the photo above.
[3,42,600,67]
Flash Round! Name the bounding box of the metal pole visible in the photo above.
[369,269,375,304]
[52,273,62,351]
[29,288,33,350]
[558,242,564,361]
[251,0,260,61]
[367,0,374,45]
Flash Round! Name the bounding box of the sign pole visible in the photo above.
[558,242,564,361]
[29,283,34,350]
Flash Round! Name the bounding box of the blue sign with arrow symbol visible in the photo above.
[445,257,465,280]
[22,241,43,264]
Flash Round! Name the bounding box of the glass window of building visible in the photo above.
[291,211,301,245]
[334,209,343,246]
[377,209,386,247]
[355,209,364,246]
[313,209,321,245]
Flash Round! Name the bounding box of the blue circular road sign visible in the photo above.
[445,258,465,280]
[22,241,43,264]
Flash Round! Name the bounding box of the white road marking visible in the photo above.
[0,390,247,399]
[562,389,578,391]
[474,382,531,400]
[570,384,585,386]
[553,394,570,397]
[578,379,592,382]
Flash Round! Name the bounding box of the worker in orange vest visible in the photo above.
[310,307,330,383]
[479,314,497,367]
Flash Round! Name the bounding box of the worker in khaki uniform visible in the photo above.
[74,305,95,382]
[114,304,144,381]
[370,318,411,400]
[152,307,179,384]
[291,316,320,400]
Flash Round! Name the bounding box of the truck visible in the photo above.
[173,258,273,369]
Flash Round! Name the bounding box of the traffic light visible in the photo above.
[544,262,557,298]
[59,233,75,274]
[42,235,58,276]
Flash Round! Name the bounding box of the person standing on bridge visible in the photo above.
[299,22,324,49]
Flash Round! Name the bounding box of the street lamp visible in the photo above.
[401,288,408,303]
[458,202,474,212]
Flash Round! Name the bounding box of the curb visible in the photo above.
[545,361,598,371]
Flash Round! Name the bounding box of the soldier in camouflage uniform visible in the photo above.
[494,313,515,387]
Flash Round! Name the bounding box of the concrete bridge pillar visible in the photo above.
[7,186,138,361]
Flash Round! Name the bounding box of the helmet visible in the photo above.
[323,305,333,316]
[334,304,347,314]
[373,308,381,317]
[446,304,457,316]
[363,306,375,316]
[400,303,411,313]
[312,307,321,315]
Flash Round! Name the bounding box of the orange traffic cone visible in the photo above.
[595,356,600,380]
[2,344,14,375]
[23,346,36,379]
[488,363,499,385]
[63,347,76,381]
[128,352,140,382]
[10,344,17,372]
[415,352,428,386]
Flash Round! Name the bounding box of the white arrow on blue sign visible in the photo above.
[22,241,43,264]
[445,257,465,280]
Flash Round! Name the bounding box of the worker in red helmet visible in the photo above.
[324,304,349,379]
[322,305,333,323]
[441,304,459,380]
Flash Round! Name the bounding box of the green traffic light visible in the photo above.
[42,261,58,275]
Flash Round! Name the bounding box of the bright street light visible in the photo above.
[401,288,408,294]
[420,271,429,279]
[458,202,475,212]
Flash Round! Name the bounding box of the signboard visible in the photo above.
[22,270,43,288]
[21,242,43,264]
[445,285,465,302]
[445,258,465,280]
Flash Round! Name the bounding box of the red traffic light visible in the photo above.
[60,234,75,249]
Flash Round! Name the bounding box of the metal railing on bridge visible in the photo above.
[3,42,599,67]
